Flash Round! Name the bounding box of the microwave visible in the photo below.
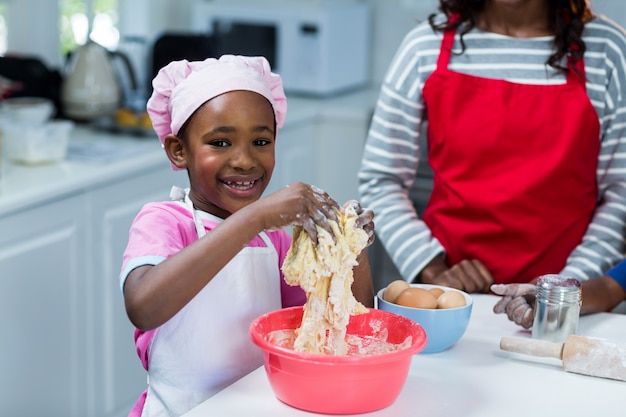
[190,0,372,96]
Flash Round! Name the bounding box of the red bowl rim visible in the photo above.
[249,306,427,363]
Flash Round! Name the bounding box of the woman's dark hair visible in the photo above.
[428,0,594,74]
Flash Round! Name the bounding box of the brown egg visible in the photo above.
[395,287,438,309]
[436,290,467,309]
[383,280,410,303]
[429,287,445,299]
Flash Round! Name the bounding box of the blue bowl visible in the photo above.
[376,284,473,354]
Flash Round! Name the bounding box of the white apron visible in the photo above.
[142,187,281,417]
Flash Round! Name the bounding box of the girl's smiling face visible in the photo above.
[175,90,276,218]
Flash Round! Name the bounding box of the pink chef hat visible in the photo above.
[147,55,287,170]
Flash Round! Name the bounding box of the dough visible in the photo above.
[282,205,369,355]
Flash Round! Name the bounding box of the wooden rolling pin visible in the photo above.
[500,335,626,382]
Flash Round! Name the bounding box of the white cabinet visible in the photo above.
[89,168,187,417]
[0,194,89,417]
[0,141,187,417]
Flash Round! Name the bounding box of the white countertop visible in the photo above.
[183,294,626,417]
[0,125,172,216]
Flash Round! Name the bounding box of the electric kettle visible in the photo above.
[61,40,137,121]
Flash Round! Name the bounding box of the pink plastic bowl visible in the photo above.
[249,306,427,414]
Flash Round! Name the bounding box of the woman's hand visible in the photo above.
[491,283,537,329]
[418,256,494,293]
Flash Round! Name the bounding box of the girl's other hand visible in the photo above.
[342,200,375,247]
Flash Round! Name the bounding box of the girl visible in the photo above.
[359,0,626,292]
[120,55,375,417]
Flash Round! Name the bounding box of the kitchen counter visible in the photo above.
[0,125,179,216]
[183,294,626,417]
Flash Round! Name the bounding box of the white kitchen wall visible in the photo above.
[2,0,60,66]
[79,0,626,85]
[5,0,624,84]
[116,0,441,88]
[115,0,626,87]
[0,0,441,84]
[114,0,439,101]
[119,0,626,87]
[591,0,626,28]
[368,0,439,83]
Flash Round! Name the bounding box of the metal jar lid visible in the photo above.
[535,274,581,305]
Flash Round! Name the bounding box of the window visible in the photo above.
[60,0,118,57]
[0,4,6,55]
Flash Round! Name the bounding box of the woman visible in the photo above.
[359,0,626,292]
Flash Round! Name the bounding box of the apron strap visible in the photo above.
[172,185,275,247]
[566,51,586,87]
[170,186,206,239]
[437,24,456,71]
[436,13,460,70]
[185,192,208,239]
[170,185,187,202]
[258,231,274,249]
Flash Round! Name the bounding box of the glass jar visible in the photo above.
[531,274,582,343]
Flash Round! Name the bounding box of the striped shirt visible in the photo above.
[358,14,626,283]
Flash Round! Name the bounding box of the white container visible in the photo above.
[1,120,73,165]
[2,97,54,126]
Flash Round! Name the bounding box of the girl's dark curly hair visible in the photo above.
[428,0,594,74]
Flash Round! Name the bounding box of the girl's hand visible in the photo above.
[257,182,340,242]
[342,200,375,247]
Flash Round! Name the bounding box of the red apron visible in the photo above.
[421,25,600,284]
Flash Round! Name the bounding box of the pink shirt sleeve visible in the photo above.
[120,202,198,277]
